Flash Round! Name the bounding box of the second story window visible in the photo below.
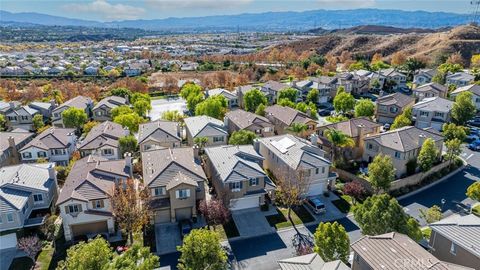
[21,116,29,121]
[153,187,166,196]
[450,243,457,255]
[434,112,444,118]
[102,148,113,156]
[92,200,104,209]
[65,204,82,215]
[249,178,258,186]
[176,189,190,199]
[33,194,44,203]
[51,149,66,156]
[394,151,401,159]
[230,181,242,192]
[6,213,14,223]
[22,152,32,159]
[213,136,224,142]
[420,111,429,117]
[37,151,47,158]
[389,107,398,113]
[315,168,319,174]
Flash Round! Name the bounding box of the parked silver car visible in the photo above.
[304,196,326,214]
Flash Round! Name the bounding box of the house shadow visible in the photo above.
[306,217,360,234]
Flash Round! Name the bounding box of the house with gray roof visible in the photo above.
[0,130,34,167]
[265,105,318,138]
[19,127,77,166]
[261,80,292,104]
[446,72,475,87]
[363,126,444,178]
[351,232,472,270]
[278,253,349,270]
[380,68,407,90]
[414,68,438,86]
[204,145,274,210]
[52,96,93,128]
[92,96,128,122]
[375,92,415,124]
[256,134,336,197]
[137,120,181,152]
[0,163,58,233]
[413,82,448,101]
[450,84,480,111]
[289,78,333,104]
[142,148,206,223]
[5,104,44,131]
[78,121,129,159]
[413,97,454,130]
[429,214,480,270]
[205,88,238,108]
[184,115,227,147]
[57,155,132,242]
[224,109,274,137]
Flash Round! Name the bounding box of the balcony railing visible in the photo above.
[24,216,46,227]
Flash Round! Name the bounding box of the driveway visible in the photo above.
[0,248,16,270]
[232,208,274,238]
[305,193,347,222]
[155,223,182,255]
[149,97,187,121]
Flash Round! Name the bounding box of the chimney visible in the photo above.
[9,102,15,109]
[193,145,200,162]
[418,134,427,147]
[8,136,19,163]
[124,152,133,177]
[310,133,318,146]
[8,136,15,148]
[253,138,260,152]
[48,163,56,181]
[176,123,182,138]
[223,116,229,128]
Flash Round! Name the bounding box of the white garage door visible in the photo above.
[0,233,17,250]
[307,182,325,197]
[416,121,430,129]
[230,196,260,211]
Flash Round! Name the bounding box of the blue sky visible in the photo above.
[1,0,470,21]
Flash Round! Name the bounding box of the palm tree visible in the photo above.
[324,129,355,166]
[287,123,308,137]
[193,136,209,152]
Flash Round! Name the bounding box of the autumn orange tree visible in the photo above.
[111,179,150,245]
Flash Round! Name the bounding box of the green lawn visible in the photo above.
[266,206,314,230]
[214,219,240,240]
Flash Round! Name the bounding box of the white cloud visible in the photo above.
[63,0,145,20]
[146,0,254,10]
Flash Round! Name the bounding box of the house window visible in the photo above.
[153,187,166,196]
[21,116,29,121]
[144,145,152,151]
[230,181,242,191]
[434,112,444,118]
[33,194,44,203]
[213,136,224,142]
[420,111,429,117]
[322,167,325,174]
[102,148,114,156]
[0,215,2,224]
[66,204,82,214]
[368,143,373,150]
[394,152,401,159]
[476,98,480,103]
[96,111,103,116]
[315,168,319,174]
[249,178,258,186]
[37,151,47,158]
[8,116,17,122]
[22,152,32,159]
[6,213,14,223]
[51,149,66,155]
[450,243,457,255]
[390,107,398,113]
[176,189,190,199]
[92,200,104,209]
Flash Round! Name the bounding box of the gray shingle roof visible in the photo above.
[322,117,381,138]
[206,88,237,100]
[137,120,181,144]
[258,134,330,170]
[204,145,266,183]
[225,109,272,130]
[413,97,453,113]
[364,126,444,152]
[430,214,480,259]
[265,105,317,126]
[376,92,415,107]
[278,253,349,270]
[78,121,127,150]
[0,131,34,153]
[53,96,92,113]
[263,80,289,92]
[93,96,127,110]
[21,127,76,151]
[351,232,470,270]
[446,72,475,82]
[451,84,480,97]
[183,115,227,138]
[414,82,448,94]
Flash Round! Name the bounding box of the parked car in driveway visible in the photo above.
[179,220,192,238]
[304,197,326,214]
[318,108,332,116]
[468,140,480,151]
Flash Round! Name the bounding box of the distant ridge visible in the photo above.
[307,25,448,35]
[0,9,470,32]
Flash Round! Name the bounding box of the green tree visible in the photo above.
[161,110,184,122]
[278,87,298,103]
[313,222,350,263]
[390,107,412,130]
[111,105,133,119]
[432,71,446,85]
[130,92,151,105]
[62,107,88,133]
[278,98,296,108]
[438,63,463,74]
[194,137,209,149]
[119,135,138,155]
[177,229,228,270]
[419,205,442,224]
[306,88,319,104]
[83,121,99,135]
[58,236,113,270]
[195,95,228,119]
[417,138,439,172]
[324,129,355,166]
[180,83,204,112]
[402,58,426,79]
[106,244,159,270]
[466,182,480,201]
[333,90,355,114]
[445,138,462,169]
[255,103,266,116]
[228,130,257,145]
[368,154,395,193]
[286,122,308,136]
[442,123,467,142]
[133,99,152,117]
[0,114,5,131]
[243,88,267,112]
[32,114,45,132]
[452,91,476,125]
[371,61,390,71]
[354,99,375,118]
[353,194,422,241]
[110,87,132,99]
[113,113,145,133]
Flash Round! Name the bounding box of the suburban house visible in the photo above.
[19,127,77,166]
[317,117,381,161]
[351,232,471,270]
[236,85,256,109]
[380,68,407,90]
[413,82,448,101]
[92,96,128,122]
[261,80,292,104]
[52,96,93,128]
[78,121,129,159]
[0,163,58,233]
[429,214,480,270]
[0,130,34,167]
[256,134,336,196]
[204,145,274,211]
[138,120,182,152]
[205,88,238,108]
[184,115,228,147]
[265,105,318,137]
[142,148,207,223]
[291,78,333,104]
[450,84,480,111]
[5,104,42,131]
[446,72,475,87]
[56,155,132,242]
[363,126,444,178]
[412,97,454,131]
[224,109,274,137]
[375,92,415,124]
[277,253,349,270]
[0,101,21,116]
[336,72,371,95]
[413,68,438,86]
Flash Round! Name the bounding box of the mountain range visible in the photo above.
[0,9,471,32]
